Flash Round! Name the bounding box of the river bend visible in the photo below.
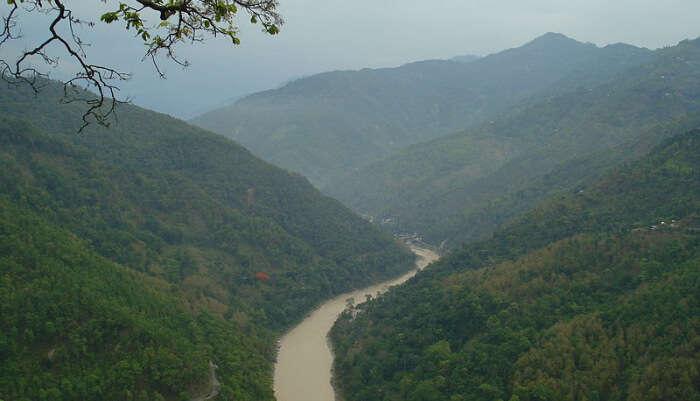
[274,247,439,401]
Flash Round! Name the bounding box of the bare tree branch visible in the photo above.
[0,0,282,131]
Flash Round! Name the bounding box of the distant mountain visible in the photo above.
[0,80,413,401]
[326,37,700,249]
[450,54,480,63]
[191,33,652,187]
[331,129,700,401]
[183,92,251,119]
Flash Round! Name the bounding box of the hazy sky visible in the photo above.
[4,0,700,118]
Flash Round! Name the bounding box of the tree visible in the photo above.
[0,0,282,130]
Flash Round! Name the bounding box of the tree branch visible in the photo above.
[1,0,282,131]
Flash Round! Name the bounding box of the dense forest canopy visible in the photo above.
[0,17,698,401]
[330,129,700,401]
[0,79,413,401]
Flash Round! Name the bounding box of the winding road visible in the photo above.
[190,361,220,401]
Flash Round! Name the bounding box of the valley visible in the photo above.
[0,22,698,401]
[330,130,699,401]
[192,33,654,189]
[274,246,438,401]
[0,80,415,401]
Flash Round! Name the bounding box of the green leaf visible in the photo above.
[100,12,119,23]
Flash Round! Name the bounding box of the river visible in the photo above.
[273,246,439,401]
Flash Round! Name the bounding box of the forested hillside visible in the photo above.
[327,37,700,250]
[191,33,652,187]
[0,80,414,401]
[330,129,700,401]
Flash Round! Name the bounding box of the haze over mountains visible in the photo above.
[328,37,700,249]
[321,32,699,401]
[192,33,654,188]
[192,32,699,252]
[1,25,699,401]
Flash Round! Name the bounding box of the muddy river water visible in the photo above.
[273,246,439,401]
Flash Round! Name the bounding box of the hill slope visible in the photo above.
[330,129,700,401]
[327,37,700,249]
[191,33,652,187]
[0,81,413,401]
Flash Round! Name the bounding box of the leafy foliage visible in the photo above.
[98,0,282,55]
[330,129,700,401]
[1,0,281,128]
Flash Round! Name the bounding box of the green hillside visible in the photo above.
[327,37,700,250]
[330,129,700,401]
[0,81,413,401]
[191,33,652,187]
[0,200,273,401]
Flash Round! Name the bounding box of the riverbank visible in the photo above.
[273,246,438,401]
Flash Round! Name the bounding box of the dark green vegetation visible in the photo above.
[0,81,414,401]
[192,33,653,187]
[328,37,700,250]
[330,130,700,401]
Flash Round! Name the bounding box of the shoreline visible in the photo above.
[273,245,438,401]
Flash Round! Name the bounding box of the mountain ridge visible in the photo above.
[191,33,650,187]
[325,37,700,249]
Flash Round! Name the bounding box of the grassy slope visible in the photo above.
[330,129,700,401]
